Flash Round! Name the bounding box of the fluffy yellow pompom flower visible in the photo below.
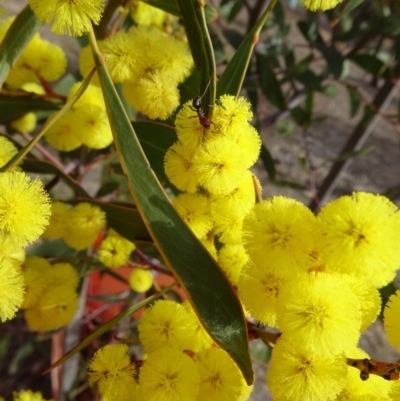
[339,274,381,332]
[317,192,400,288]
[193,137,248,195]
[10,113,37,134]
[172,193,213,238]
[217,243,249,286]
[237,262,286,328]
[276,273,361,356]
[182,300,214,352]
[28,0,105,36]
[68,81,105,109]
[301,0,344,11]
[164,141,199,193]
[24,285,79,331]
[41,202,70,239]
[73,105,113,149]
[100,32,143,84]
[139,300,194,352]
[384,290,400,351]
[337,347,392,401]
[123,71,180,120]
[0,237,25,268]
[0,259,25,322]
[22,256,52,308]
[129,268,153,293]
[6,36,67,89]
[88,344,138,401]
[44,112,83,151]
[13,390,53,401]
[212,95,253,138]
[243,196,316,274]
[175,101,205,149]
[98,233,135,268]
[212,200,246,244]
[267,338,347,401]
[130,1,168,27]
[0,171,51,248]
[63,203,106,250]
[195,348,243,401]
[139,348,200,401]
[0,136,18,168]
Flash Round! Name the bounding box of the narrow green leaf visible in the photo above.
[0,94,61,123]
[141,0,217,22]
[349,54,390,79]
[43,284,176,374]
[0,6,42,87]
[319,46,344,78]
[133,121,177,188]
[22,158,90,198]
[290,106,309,127]
[260,144,276,181]
[379,15,400,37]
[217,0,279,97]
[96,182,119,198]
[257,55,286,110]
[332,0,365,22]
[281,54,314,83]
[90,32,253,384]
[296,70,321,92]
[91,201,151,242]
[175,0,216,114]
[346,85,361,117]
[297,12,323,43]
[330,146,374,163]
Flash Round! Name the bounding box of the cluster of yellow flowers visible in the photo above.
[44,82,113,151]
[80,25,193,120]
[87,299,252,401]
[237,193,400,401]
[165,95,261,284]
[0,17,67,90]
[22,256,80,331]
[43,201,106,250]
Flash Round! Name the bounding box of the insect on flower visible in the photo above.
[190,77,214,130]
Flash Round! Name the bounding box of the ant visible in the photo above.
[190,77,214,130]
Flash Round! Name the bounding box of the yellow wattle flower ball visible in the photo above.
[243,196,317,274]
[182,300,214,352]
[217,243,249,286]
[123,71,180,120]
[128,268,153,293]
[267,338,347,401]
[195,348,243,401]
[41,202,70,239]
[383,290,400,352]
[24,285,79,331]
[62,203,106,250]
[139,348,200,401]
[88,344,138,401]
[13,390,53,401]
[172,193,213,238]
[98,233,135,268]
[237,261,286,328]
[164,141,199,193]
[28,0,105,37]
[10,113,37,134]
[138,300,195,353]
[0,171,51,248]
[192,136,248,195]
[317,192,400,288]
[0,259,25,322]
[276,272,361,357]
[130,1,168,27]
[0,135,19,168]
